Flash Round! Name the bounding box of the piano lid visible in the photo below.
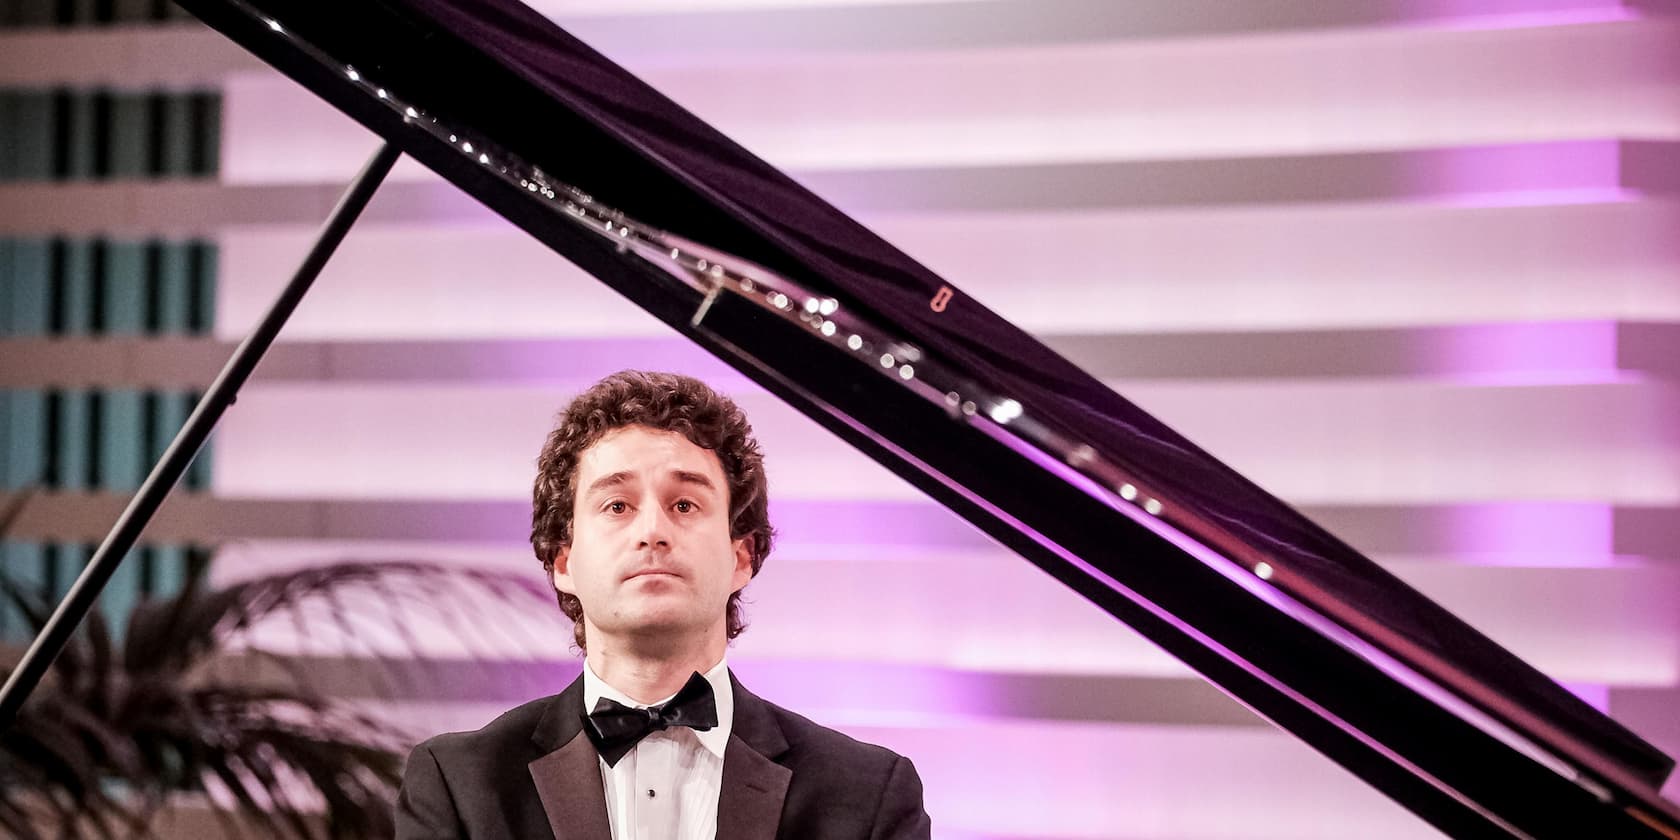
[177,1,1679,836]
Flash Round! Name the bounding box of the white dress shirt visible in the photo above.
[583,658,733,840]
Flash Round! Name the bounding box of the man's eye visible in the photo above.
[606,501,628,514]
[673,500,695,513]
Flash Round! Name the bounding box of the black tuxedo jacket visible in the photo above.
[394,671,932,839]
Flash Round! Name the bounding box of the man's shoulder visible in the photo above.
[751,692,907,774]
[412,692,559,765]
[398,693,575,835]
[743,688,930,834]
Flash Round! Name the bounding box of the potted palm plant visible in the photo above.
[0,507,555,840]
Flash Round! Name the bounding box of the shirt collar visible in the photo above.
[582,656,734,759]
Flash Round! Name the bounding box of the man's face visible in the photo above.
[552,425,753,649]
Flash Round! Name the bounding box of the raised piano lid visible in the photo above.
[176,1,1679,836]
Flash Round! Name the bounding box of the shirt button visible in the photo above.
[647,789,656,799]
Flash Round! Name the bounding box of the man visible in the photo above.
[395,370,932,839]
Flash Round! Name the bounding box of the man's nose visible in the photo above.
[635,503,672,549]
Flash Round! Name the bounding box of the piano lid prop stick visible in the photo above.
[0,142,402,730]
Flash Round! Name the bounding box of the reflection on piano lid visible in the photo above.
[175,0,1679,836]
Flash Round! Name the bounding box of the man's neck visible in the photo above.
[585,631,725,705]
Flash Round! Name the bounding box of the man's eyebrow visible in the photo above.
[582,471,634,497]
[670,470,718,493]
[582,469,717,497]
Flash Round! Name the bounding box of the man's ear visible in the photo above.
[551,546,575,594]
[730,535,754,592]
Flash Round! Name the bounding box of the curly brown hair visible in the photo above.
[531,370,774,651]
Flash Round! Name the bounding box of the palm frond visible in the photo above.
[2,557,556,838]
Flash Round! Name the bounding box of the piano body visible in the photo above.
[168,1,1680,836]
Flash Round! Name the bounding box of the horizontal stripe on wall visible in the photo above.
[217,19,1680,180]
[5,322,1679,388]
[6,492,1678,562]
[185,381,1680,505]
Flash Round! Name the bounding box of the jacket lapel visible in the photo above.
[528,676,613,840]
[525,670,792,840]
[717,671,792,840]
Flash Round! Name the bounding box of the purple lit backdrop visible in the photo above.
[194,2,1680,837]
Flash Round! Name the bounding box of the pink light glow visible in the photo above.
[1405,141,1621,201]
[1427,4,1644,32]
[1442,502,1614,564]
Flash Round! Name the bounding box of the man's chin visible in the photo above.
[613,607,707,639]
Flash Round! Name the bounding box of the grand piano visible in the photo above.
[167,1,1680,836]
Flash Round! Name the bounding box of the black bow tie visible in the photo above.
[583,671,718,767]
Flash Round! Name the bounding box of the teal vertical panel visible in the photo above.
[149,391,187,461]
[0,389,32,639]
[108,93,150,179]
[188,242,214,489]
[8,240,49,336]
[1,236,49,496]
[0,390,11,496]
[158,95,195,177]
[100,389,143,490]
[61,90,98,180]
[0,240,12,330]
[0,249,19,494]
[155,241,190,333]
[193,241,216,332]
[3,391,44,489]
[0,543,48,643]
[0,360,18,593]
[149,544,185,599]
[59,239,94,335]
[100,391,142,638]
[104,240,146,335]
[152,390,193,490]
[46,543,88,609]
[12,91,53,180]
[53,391,89,491]
[0,393,10,493]
[101,541,141,642]
[101,221,148,632]
[183,390,209,491]
[147,393,184,605]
